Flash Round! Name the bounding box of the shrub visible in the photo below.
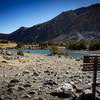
[65,40,86,50]
[17,50,24,56]
[0,40,9,43]
[39,43,48,49]
[16,43,23,49]
[49,46,64,56]
[89,40,100,50]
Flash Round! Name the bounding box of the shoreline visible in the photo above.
[0,49,100,99]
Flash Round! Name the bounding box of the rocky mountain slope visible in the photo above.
[1,3,100,43]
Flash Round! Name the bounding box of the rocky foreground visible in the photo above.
[0,49,100,100]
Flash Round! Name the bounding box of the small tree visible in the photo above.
[49,46,64,56]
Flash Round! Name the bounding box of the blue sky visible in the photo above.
[0,0,100,33]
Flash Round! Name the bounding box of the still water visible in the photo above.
[9,49,84,58]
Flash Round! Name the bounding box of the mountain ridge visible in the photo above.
[1,3,100,43]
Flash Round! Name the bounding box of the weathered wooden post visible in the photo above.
[92,56,98,100]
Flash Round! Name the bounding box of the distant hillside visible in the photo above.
[1,3,100,43]
[0,34,9,39]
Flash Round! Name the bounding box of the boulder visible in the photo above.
[50,82,75,98]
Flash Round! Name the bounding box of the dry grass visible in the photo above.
[0,43,17,48]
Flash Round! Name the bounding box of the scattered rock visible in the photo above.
[21,93,31,98]
[23,83,31,87]
[44,80,57,86]
[10,79,19,84]
[18,86,25,91]
[7,88,13,94]
[3,55,12,60]
[22,70,29,74]
[7,84,14,88]
[1,60,7,63]
[44,70,50,74]
[0,49,100,99]
[28,90,36,95]
[34,72,39,76]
